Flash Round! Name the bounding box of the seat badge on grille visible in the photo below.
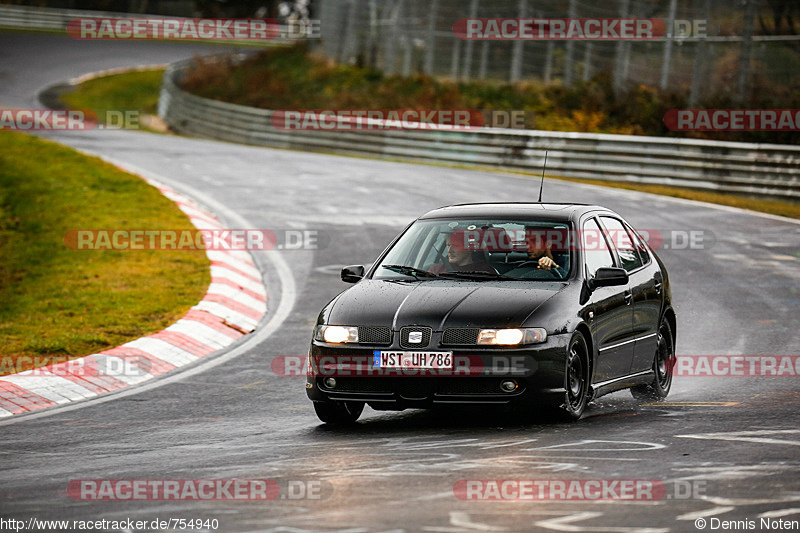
[408,331,423,344]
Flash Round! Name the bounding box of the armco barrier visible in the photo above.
[0,4,294,45]
[158,56,800,200]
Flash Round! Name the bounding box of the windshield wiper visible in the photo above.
[438,270,522,281]
[381,264,440,280]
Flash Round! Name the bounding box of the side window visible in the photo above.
[625,223,651,265]
[600,217,643,272]
[582,218,614,278]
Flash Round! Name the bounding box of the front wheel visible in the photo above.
[313,401,364,424]
[631,318,675,401]
[552,331,590,421]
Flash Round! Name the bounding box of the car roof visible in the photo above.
[418,202,614,222]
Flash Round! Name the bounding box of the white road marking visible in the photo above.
[530,440,667,452]
[534,511,669,532]
[676,429,800,446]
[421,511,506,532]
[702,495,800,506]
[479,438,540,449]
[675,506,736,521]
[759,509,800,519]
[666,464,799,483]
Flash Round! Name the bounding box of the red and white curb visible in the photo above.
[0,177,267,418]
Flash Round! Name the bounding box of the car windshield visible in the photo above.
[373,218,572,281]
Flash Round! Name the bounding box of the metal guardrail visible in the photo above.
[0,4,294,45]
[0,4,170,30]
[160,57,800,200]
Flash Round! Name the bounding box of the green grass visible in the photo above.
[60,68,164,114]
[60,68,165,129]
[0,131,209,373]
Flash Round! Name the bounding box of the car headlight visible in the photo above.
[314,325,359,344]
[477,328,546,345]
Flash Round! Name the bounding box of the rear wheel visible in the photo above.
[552,331,590,421]
[313,401,364,424]
[631,318,675,401]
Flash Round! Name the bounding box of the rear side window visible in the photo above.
[600,217,643,272]
[582,218,614,278]
[625,223,651,266]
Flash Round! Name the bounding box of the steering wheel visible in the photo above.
[514,261,560,279]
[516,260,559,269]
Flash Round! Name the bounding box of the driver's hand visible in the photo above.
[538,256,559,270]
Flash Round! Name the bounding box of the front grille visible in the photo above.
[323,377,392,393]
[438,378,518,395]
[442,327,480,345]
[400,326,432,349]
[396,378,435,399]
[322,376,523,398]
[358,326,392,345]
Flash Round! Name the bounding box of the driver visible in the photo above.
[527,229,568,277]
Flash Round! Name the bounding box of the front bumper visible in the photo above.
[306,333,571,409]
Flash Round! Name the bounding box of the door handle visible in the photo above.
[654,272,663,294]
[624,291,632,305]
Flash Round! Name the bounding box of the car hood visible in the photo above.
[323,279,566,330]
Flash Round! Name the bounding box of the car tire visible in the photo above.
[313,401,364,424]
[631,318,675,401]
[552,331,590,421]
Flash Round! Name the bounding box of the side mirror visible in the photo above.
[341,265,365,283]
[587,267,628,290]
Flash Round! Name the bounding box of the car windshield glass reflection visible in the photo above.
[374,219,572,281]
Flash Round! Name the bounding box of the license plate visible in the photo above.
[373,351,453,369]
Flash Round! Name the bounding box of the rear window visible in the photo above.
[583,218,615,278]
[600,216,644,272]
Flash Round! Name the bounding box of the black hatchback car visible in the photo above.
[307,203,675,423]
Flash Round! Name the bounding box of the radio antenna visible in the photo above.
[537,150,548,203]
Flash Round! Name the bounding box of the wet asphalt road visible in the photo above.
[1,31,799,533]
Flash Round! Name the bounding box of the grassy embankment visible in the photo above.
[0,131,209,375]
[180,44,800,144]
[59,68,166,131]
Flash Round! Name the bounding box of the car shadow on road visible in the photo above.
[311,396,645,436]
